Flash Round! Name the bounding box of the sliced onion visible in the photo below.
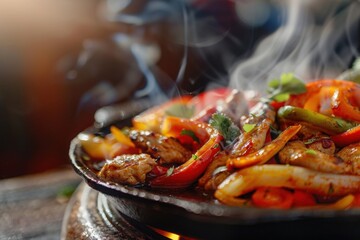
[215,165,360,206]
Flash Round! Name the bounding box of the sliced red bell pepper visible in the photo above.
[331,124,360,147]
[270,100,285,111]
[190,87,232,122]
[352,193,360,208]
[189,87,232,114]
[149,165,169,177]
[251,187,294,209]
[161,116,210,145]
[292,190,316,207]
[150,117,222,188]
[132,88,231,133]
[286,79,360,122]
[177,133,200,152]
[331,87,360,122]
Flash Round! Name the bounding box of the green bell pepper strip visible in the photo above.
[277,106,357,135]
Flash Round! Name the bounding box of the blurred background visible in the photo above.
[0,0,358,179]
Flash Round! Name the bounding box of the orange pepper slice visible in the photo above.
[331,87,360,122]
[287,79,360,122]
[132,96,192,132]
[110,126,135,147]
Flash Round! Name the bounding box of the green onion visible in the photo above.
[243,123,256,133]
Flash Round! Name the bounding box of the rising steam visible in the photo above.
[66,0,360,124]
[229,0,360,94]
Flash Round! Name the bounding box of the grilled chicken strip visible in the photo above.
[337,142,360,175]
[231,102,276,156]
[199,103,277,190]
[278,141,357,175]
[129,130,192,165]
[98,154,156,185]
[198,152,231,191]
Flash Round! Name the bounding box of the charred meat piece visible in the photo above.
[337,142,360,175]
[278,141,352,174]
[307,138,336,155]
[295,125,326,140]
[129,130,192,165]
[198,152,231,191]
[98,154,156,185]
[231,102,275,156]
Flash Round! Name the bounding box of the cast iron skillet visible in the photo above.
[70,122,360,239]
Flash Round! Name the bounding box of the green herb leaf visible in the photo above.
[192,154,198,160]
[180,129,200,143]
[305,149,317,155]
[304,138,317,145]
[243,123,256,133]
[210,113,240,145]
[267,73,306,102]
[165,103,195,118]
[166,166,175,176]
[273,93,290,102]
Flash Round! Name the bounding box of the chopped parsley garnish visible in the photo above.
[304,138,317,145]
[209,113,240,145]
[267,73,306,102]
[165,103,195,119]
[305,149,317,155]
[180,129,200,143]
[192,154,198,160]
[166,166,175,176]
[243,123,256,133]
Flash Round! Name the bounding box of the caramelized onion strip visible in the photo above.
[227,125,301,169]
[215,165,360,206]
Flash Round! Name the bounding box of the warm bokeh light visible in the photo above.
[153,228,181,240]
[150,226,198,240]
[0,0,105,178]
[0,0,97,41]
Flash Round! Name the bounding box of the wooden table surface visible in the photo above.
[0,167,82,239]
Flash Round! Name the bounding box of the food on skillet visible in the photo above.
[79,73,360,209]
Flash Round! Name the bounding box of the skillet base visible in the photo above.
[61,182,167,240]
